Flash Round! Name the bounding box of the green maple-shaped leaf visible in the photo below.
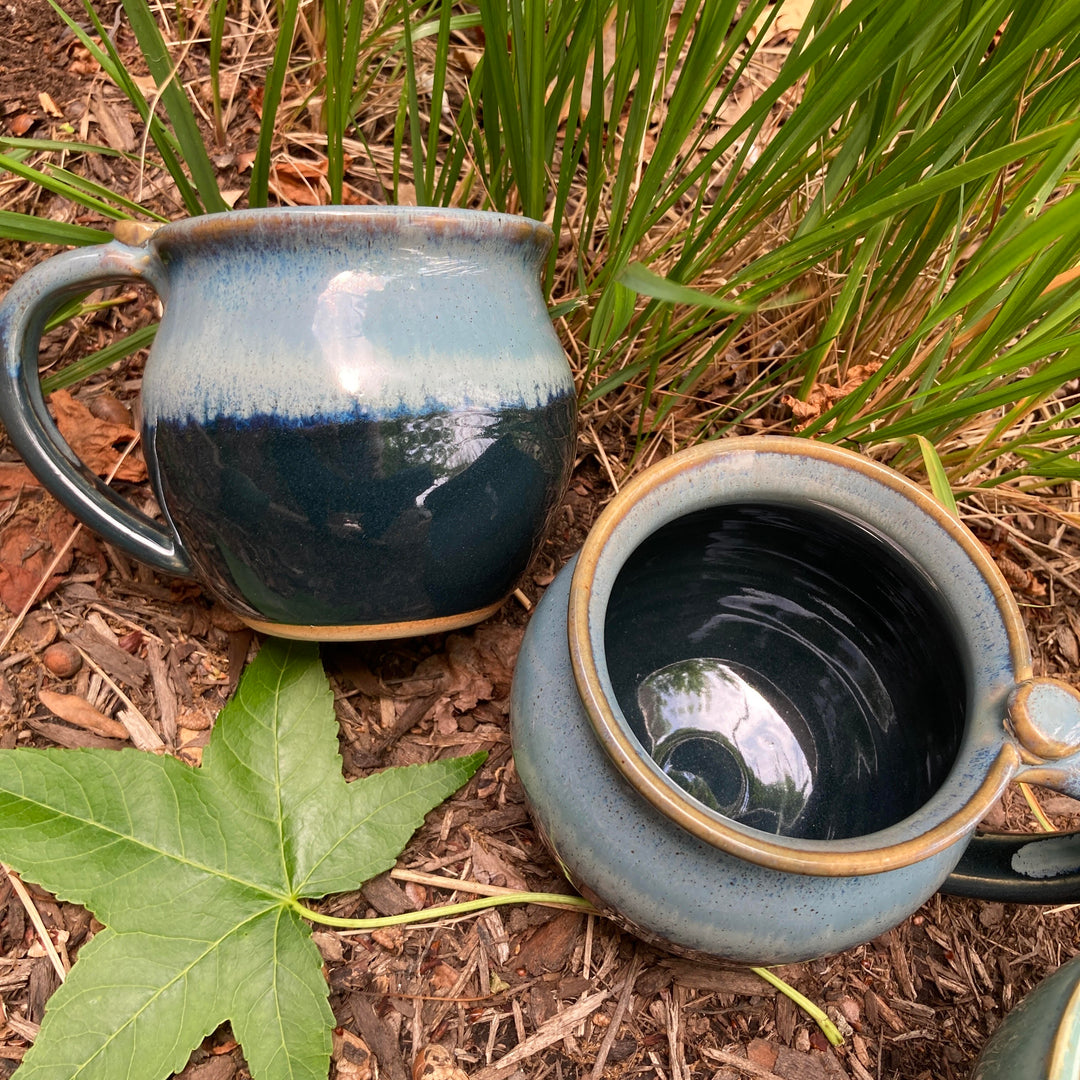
[0,638,483,1080]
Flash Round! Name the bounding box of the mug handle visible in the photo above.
[945,677,1080,901]
[0,239,191,576]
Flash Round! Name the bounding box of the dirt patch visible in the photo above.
[1,6,1079,1080]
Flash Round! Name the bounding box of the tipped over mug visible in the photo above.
[0,207,576,639]
[510,437,1080,963]
[971,953,1080,1080]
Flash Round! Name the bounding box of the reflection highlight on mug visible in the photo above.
[637,657,815,834]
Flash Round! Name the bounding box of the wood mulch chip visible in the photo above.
[3,3,1080,1078]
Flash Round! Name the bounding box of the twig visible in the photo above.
[700,1047,784,1080]
[588,424,621,493]
[474,990,612,1078]
[71,646,164,752]
[1,864,66,984]
[590,951,641,1080]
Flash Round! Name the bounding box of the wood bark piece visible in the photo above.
[514,910,583,975]
[65,625,149,687]
[702,1047,784,1080]
[473,990,611,1078]
[347,992,409,1080]
[360,872,413,917]
[145,642,178,746]
[38,689,128,741]
[589,952,641,1080]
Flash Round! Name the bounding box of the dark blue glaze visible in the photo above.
[153,393,574,625]
[604,502,967,840]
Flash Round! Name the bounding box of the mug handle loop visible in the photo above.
[0,240,192,576]
[945,678,1080,900]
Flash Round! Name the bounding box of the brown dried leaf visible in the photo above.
[412,1044,468,1080]
[0,461,42,498]
[38,689,129,741]
[37,92,62,118]
[268,159,329,206]
[428,961,459,992]
[0,506,76,613]
[782,363,883,431]
[469,837,529,891]
[333,1029,373,1080]
[49,389,146,482]
[90,90,136,152]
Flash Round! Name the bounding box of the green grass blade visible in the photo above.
[400,0,428,203]
[0,211,110,246]
[57,0,203,216]
[120,0,228,213]
[209,0,228,144]
[40,325,158,394]
[249,0,301,207]
[915,436,960,516]
[424,0,454,201]
[617,263,756,314]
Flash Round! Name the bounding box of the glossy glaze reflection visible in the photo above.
[604,502,968,840]
[153,394,574,625]
[0,207,578,635]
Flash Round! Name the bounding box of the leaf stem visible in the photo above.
[751,966,844,1046]
[292,891,596,930]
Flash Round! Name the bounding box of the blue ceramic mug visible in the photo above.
[971,953,1080,1080]
[0,208,576,639]
[511,437,1080,963]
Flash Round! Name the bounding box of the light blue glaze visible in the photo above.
[512,552,962,962]
[972,953,1080,1080]
[0,207,576,633]
[144,207,570,424]
[509,438,1080,962]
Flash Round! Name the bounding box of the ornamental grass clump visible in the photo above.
[2,0,1080,500]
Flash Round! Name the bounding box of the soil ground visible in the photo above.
[2,5,1080,1080]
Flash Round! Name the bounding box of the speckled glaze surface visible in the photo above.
[0,207,576,637]
[509,438,1080,962]
[971,953,1080,1080]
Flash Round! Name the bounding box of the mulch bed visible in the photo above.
[2,4,1080,1079]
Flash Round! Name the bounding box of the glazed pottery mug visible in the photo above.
[0,207,575,639]
[970,953,1080,1080]
[511,436,1080,963]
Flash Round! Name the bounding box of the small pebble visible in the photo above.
[89,394,133,427]
[42,642,82,679]
[20,612,57,651]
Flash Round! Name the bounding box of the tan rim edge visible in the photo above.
[1048,979,1080,1080]
[569,437,1031,877]
[243,597,506,642]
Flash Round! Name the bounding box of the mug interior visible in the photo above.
[603,500,968,841]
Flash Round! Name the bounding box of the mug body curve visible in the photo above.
[511,553,964,963]
[971,953,1080,1080]
[569,437,1029,870]
[139,207,575,636]
[510,436,1037,962]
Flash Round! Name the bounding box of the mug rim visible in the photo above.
[568,435,1029,877]
[144,205,553,256]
